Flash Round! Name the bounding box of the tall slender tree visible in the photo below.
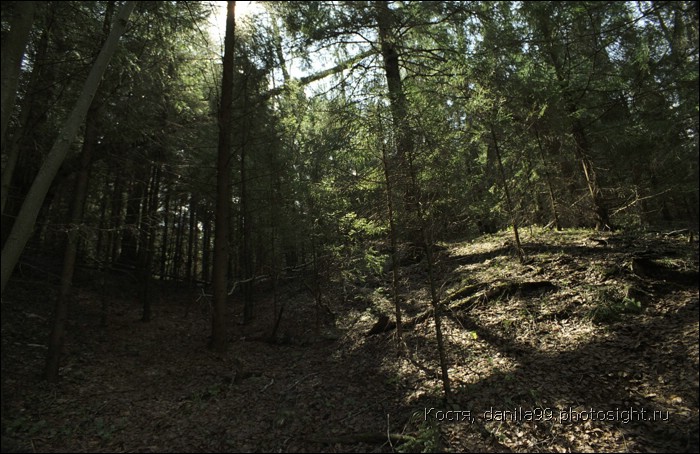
[1,1,136,295]
[210,1,236,351]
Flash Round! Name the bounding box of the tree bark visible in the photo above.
[374,1,419,239]
[186,194,197,283]
[140,163,160,322]
[44,0,117,382]
[44,105,99,382]
[240,77,254,324]
[379,113,403,349]
[210,1,236,351]
[202,213,211,283]
[1,1,136,295]
[160,187,171,279]
[490,125,524,263]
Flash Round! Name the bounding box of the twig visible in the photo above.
[260,378,274,393]
[285,373,316,392]
[386,414,395,451]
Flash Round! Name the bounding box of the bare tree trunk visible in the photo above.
[109,171,124,264]
[379,114,403,350]
[422,224,453,404]
[140,163,160,322]
[534,127,561,230]
[490,126,524,263]
[202,213,211,283]
[186,194,197,284]
[172,205,185,280]
[44,105,99,382]
[2,18,50,215]
[1,1,136,295]
[210,1,236,352]
[571,120,611,230]
[374,1,420,242]
[240,111,254,324]
[160,187,171,279]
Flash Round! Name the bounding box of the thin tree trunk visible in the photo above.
[490,126,524,263]
[375,0,451,400]
[240,117,254,324]
[109,170,125,264]
[571,120,610,230]
[44,105,99,382]
[379,115,402,350]
[540,15,611,231]
[1,1,136,295]
[202,214,211,283]
[422,224,453,404]
[172,205,185,279]
[210,1,236,352]
[140,163,160,322]
[95,186,108,260]
[160,187,171,279]
[186,194,197,284]
[2,19,50,215]
[534,127,561,230]
[118,177,143,269]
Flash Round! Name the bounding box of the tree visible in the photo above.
[0,1,37,215]
[1,1,136,295]
[210,0,236,352]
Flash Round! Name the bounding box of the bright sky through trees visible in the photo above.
[207,1,262,46]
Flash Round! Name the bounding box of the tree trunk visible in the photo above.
[186,194,197,284]
[379,113,403,350]
[375,0,451,399]
[109,170,125,264]
[44,105,99,382]
[118,177,143,269]
[534,127,561,230]
[571,119,611,230]
[2,18,50,215]
[240,92,254,324]
[210,1,236,352]
[160,187,171,279]
[490,125,524,263]
[140,163,160,322]
[374,1,420,242]
[45,2,117,381]
[1,1,136,295]
[172,205,185,279]
[202,213,211,283]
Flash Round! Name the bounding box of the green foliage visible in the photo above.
[398,411,441,453]
[590,287,645,323]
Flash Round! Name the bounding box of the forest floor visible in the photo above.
[1,227,699,453]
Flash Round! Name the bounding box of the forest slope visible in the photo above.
[1,228,698,452]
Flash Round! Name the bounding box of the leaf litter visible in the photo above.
[1,228,698,452]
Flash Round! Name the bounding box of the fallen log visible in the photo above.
[366,280,557,336]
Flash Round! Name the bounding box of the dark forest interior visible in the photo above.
[1,1,698,452]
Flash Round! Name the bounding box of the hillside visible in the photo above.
[2,228,698,452]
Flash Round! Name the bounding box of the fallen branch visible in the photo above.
[450,280,557,311]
